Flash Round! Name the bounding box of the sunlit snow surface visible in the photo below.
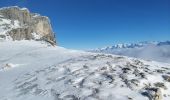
[0,41,170,100]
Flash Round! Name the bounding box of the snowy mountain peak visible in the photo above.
[0,6,56,45]
[0,6,170,100]
[91,41,170,63]
[94,41,170,51]
[157,41,170,46]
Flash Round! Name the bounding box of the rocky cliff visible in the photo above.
[0,6,56,45]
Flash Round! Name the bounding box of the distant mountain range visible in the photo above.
[91,41,170,63]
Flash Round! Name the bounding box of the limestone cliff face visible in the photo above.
[0,6,56,45]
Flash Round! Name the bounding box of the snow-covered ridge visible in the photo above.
[0,6,170,100]
[94,41,169,51]
[0,41,170,100]
[91,41,170,63]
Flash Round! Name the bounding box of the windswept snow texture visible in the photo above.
[0,41,170,100]
[92,41,170,63]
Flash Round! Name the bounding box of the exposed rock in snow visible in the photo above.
[0,6,56,45]
[162,75,170,82]
[0,41,170,100]
[0,63,22,71]
[0,6,170,100]
[142,88,162,100]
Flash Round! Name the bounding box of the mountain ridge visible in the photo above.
[0,6,170,100]
[93,41,170,51]
[91,41,170,63]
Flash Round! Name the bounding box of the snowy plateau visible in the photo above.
[1,7,170,100]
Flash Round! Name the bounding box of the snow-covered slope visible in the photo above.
[91,41,170,63]
[1,41,170,100]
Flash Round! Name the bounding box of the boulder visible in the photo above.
[141,88,162,100]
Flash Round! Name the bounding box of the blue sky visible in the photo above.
[0,0,169,49]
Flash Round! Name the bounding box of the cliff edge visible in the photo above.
[0,6,56,45]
